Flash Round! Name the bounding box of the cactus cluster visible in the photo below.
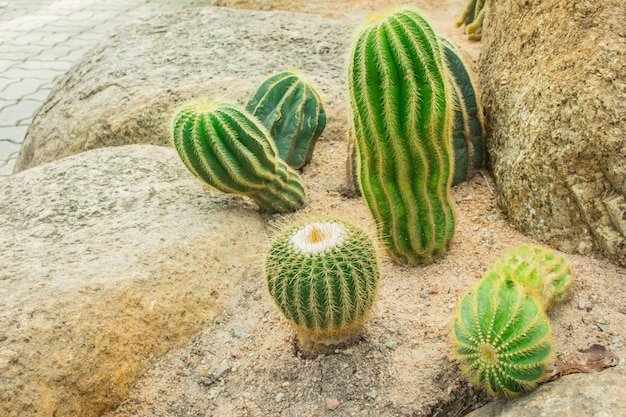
[247,70,326,169]
[456,0,488,41]
[171,99,306,213]
[347,8,456,265]
[453,245,574,397]
[439,36,485,185]
[265,219,380,347]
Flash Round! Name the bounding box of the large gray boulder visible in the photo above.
[14,6,353,173]
[480,0,626,266]
[0,145,267,416]
[467,367,626,417]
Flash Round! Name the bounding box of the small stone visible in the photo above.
[233,329,247,339]
[275,392,285,402]
[427,285,439,294]
[261,317,268,323]
[214,359,230,379]
[419,290,429,299]
[597,323,607,332]
[386,341,397,350]
[367,390,378,400]
[578,300,586,310]
[282,381,291,388]
[363,376,371,386]
[230,348,243,359]
[487,214,498,221]
[325,397,340,411]
[448,302,456,309]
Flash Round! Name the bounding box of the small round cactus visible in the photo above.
[171,99,306,213]
[494,245,574,308]
[452,272,554,398]
[265,219,380,346]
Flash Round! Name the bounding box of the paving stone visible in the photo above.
[0,45,47,60]
[1,67,66,81]
[15,59,73,72]
[0,99,42,126]
[1,79,49,101]
[0,156,16,176]
[22,88,52,102]
[0,125,29,142]
[0,139,22,155]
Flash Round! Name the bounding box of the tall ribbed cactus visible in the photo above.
[452,272,554,398]
[439,36,485,185]
[494,245,574,308]
[246,70,326,169]
[265,219,380,346]
[348,8,456,265]
[171,99,306,213]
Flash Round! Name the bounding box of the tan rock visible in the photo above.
[14,7,353,173]
[0,145,267,416]
[480,0,626,266]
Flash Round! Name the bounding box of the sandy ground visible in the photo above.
[106,1,625,416]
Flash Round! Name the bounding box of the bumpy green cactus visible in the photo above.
[171,99,306,213]
[495,245,574,308]
[348,8,456,265]
[439,36,485,185]
[453,272,554,398]
[456,0,488,41]
[265,219,380,346]
[246,70,326,169]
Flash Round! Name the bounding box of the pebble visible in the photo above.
[386,341,397,350]
[363,376,371,386]
[419,290,429,299]
[578,300,586,310]
[597,323,607,332]
[214,360,230,379]
[282,381,291,388]
[233,329,247,339]
[448,302,456,309]
[487,214,499,221]
[275,392,285,402]
[367,390,378,400]
[325,397,340,411]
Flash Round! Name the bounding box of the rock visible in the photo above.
[14,6,353,173]
[0,145,267,416]
[466,368,626,417]
[480,0,626,266]
[325,397,340,411]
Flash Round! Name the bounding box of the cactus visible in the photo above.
[456,0,488,41]
[246,70,326,169]
[439,36,485,185]
[171,99,306,213]
[495,245,574,308]
[452,271,554,398]
[265,219,380,346]
[347,8,456,265]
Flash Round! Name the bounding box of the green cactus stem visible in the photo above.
[453,272,554,398]
[246,70,326,169]
[439,36,485,185]
[265,219,380,347]
[171,99,306,213]
[348,8,456,265]
[456,0,488,41]
[495,245,574,308]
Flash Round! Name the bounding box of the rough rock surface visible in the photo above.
[466,367,626,417]
[14,6,355,173]
[0,145,267,416]
[480,0,626,266]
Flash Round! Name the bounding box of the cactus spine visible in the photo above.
[171,99,306,213]
[265,220,380,346]
[247,70,326,169]
[495,245,574,308]
[439,36,485,185]
[453,272,554,398]
[348,8,456,265]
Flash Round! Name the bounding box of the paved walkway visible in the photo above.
[0,0,213,176]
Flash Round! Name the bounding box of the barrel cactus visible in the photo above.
[456,0,488,41]
[495,245,574,308]
[348,8,456,265]
[265,219,380,347]
[452,271,554,398]
[246,70,326,169]
[439,36,485,185]
[171,99,306,213]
